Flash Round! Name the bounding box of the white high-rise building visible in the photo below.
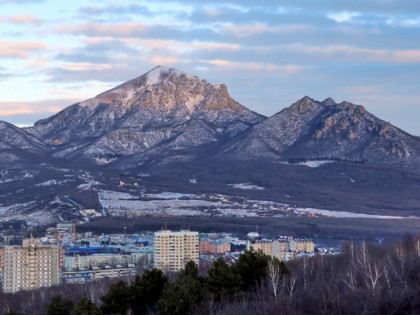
[0,237,64,293]
[153,230,199,271]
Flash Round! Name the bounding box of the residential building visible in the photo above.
[248,237,313,261]
[252,239,273,256]
[62,266,135,284]
[200,239,231,254]
[154,230,199,271]
[289,239,315,253]
[0,237,64,293]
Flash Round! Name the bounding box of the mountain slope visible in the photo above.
[220,96,420,170]
[0,121,49,164]
[27,66,264,164]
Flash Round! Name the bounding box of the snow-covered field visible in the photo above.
[36,179,73,187]
[0,201,56,226]
[98,189,277,217]
[297,207,405,219]
[143,192,194,199]
[281,160,335,168]
[229,183,264,190]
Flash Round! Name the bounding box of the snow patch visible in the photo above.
[281,160,335,168]
[229,183,264,190]
[143,192,193,199]
[298,160,334,168]
[298,207,406,219]
[36,180,72,187]
[184,94,204,111]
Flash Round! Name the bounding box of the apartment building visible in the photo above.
[252,239,274,256]
[62,266,136,284]
[289,239,315,253]
[248,237,313,261]
[0,237,64,293]
[154,230,199,271]
[199,239,231,254]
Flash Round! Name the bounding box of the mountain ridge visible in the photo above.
[0,66,417,172]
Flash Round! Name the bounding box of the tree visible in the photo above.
[233,249,269,291]
[267,257,286,297]
[71,297,102,315]
[100,280,131,314]
[180,260,199,279]
[157,262,204,315]
[130,268,168,314]
[206,257,242,298]
[45,295,74,315]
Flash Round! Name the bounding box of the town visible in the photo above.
[0,222,335,294]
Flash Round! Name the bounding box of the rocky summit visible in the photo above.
[0,67,418,171]
[25,66,264,165]
[220,96,420,170]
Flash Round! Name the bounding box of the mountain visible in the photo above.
[0,121,49,164]
[27,66,264,165]
[6,66,419,172]
[1,67,420,225]
[220,96,420,170]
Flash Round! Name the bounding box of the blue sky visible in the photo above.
[1,0,420,135]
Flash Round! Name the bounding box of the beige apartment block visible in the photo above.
[153,230,199,271]
[253,240,274,256]
[0,237,64,293]
[289,239,315,253]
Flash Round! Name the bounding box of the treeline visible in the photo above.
[2,236,420,314]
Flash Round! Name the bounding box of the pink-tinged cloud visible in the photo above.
[55,22,147,37]
[0,15,42,25]
[221,23,313,36]
[0,108,35,115]
[150,57,179,65]
[199,59,304,74]
[0,41,49,58]
[286,44,420,63]
[0,99,84,116]
[60,63,112,71]
[83,37,240,50]
[24,59,49,67]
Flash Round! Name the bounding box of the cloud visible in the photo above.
[78,3,151,16]
[55,22,148,37]
[60,63,112,71]
[198,59,305,74]
[0,41,48,58]
[0,15,42,25]
[220,23,313,36]
[285,45,420,63]
[0,99,76,116]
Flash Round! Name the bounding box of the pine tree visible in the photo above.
[233,249,269,291]
[157,262,204,315]
[206,257,242,298]
[45,295,75,315]
[130,268,168,314]
[100,280,131,314]
[71,297,102,315]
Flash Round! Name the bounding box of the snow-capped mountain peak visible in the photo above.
[26,66,264,164]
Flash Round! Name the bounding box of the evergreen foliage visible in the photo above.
[100,281,131,314]
[70,297,102,315]
[233,249,269,291]
[130,268,168,314]
[157,261,204,315]
[45,295,75,315]
[206,257,242,298]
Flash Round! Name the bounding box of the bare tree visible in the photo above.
[267,258,281,297]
